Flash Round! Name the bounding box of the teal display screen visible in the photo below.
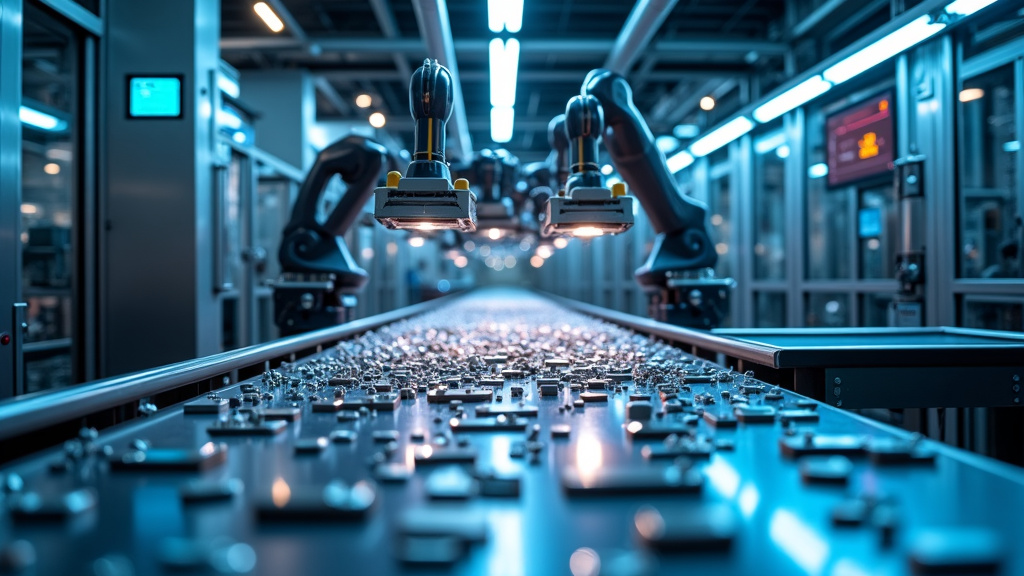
[128,76,182,118]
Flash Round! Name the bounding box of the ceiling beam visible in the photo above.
[220,36,788,57]
[411,0,473,161]
[368,0,412,80]
[313,76,352,116]
[265,0,307,42]
[312,67,743,84]
[605,0,679,74]
[791,0,847,39]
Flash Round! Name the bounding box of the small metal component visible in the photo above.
[329,430,357,443]
[626,401,654,420]
[295,437,329,453]
[550,424,571,438]
[799,455,854,484]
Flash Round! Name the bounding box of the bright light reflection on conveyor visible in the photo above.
[829,558,872,576]
[737,484,761,519]
[490,435,515,475]
[769,509,829,576]
[569,547,601,576]
[704,457,740,498]
[272,477,291,508]
[487,510,524,576]
[576,433,603,488]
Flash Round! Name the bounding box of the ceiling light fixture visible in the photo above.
[253,2,285,33]
[823,15,945,86]
[488,0,524,33]
[689,116,754,157]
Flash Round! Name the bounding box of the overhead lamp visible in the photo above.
[666,150,694,173]
[488,0,524,33]
[673,124,700,139]
[823,15,945,85]
[19,106,67,132]
[808,163,829,178]
[753,132,787,155]
[655,135,680,153]
[491,106,514,143]
[355,94,373,108]
[700,96,715,111]
[753,75,832,123]
[600,164,614,175]
[945,0,999,16]
[489,39,520,108]
[689,116,754,158]
[253,2,285,33]
[369,112,386,128]
[959,88,984,102]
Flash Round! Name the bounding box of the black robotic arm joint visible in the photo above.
[274,135,388,335]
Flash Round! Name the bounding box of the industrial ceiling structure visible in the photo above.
[220,0,919,163]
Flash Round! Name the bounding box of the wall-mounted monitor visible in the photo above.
[127,75,183,118]
[826,91,894,188]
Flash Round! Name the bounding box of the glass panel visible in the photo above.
[858,185,897,279]
[219,153,244,289]
[806,109,851,279]
[958,64,1020,278]
[962,296,1024,331]
[255,165,293,282]
[860,293,892,327]
[754,292,786,328]
[805,292,850,327]
[754,135,787,280]
[708,167,732,280]
[21,6,78,391]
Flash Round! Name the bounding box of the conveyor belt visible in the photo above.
[1,289,1022,575]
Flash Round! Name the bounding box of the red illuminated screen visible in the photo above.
[826,92,894,187]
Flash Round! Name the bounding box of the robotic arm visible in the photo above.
[274,135,387,335]
[582,69,733,328]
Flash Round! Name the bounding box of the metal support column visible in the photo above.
[102,0,222,376]
[0,0,25,399]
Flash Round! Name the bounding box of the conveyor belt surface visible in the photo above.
[1,289,1022,575]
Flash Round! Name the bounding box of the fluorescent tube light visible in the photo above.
[491,106,514,143]
[673,124,700,139]
[753,75,832,123]
[489,39,520,108]
[488,0,524,33]
[689,116,754,158]
[19,106,67,132]
[666,150,694,173]
[754,131,787,155]
[253,2,284,33]
[823,15,945,85]
[945,0,999,16]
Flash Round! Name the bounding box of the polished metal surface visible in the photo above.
[2,289,1022,575]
